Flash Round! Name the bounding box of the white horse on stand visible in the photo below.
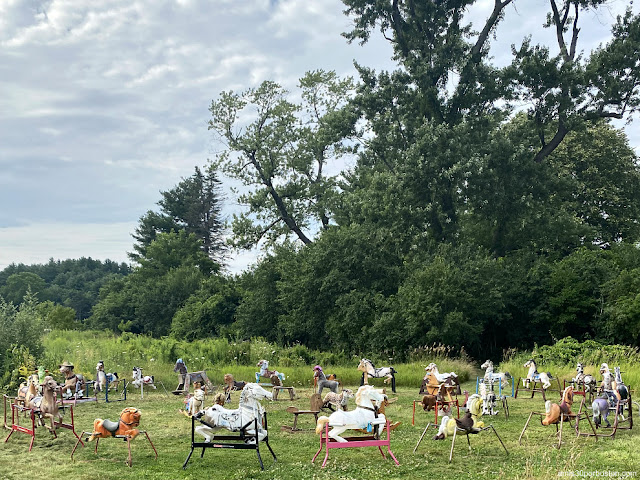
[523,359,552,389]
[132,366,156,389]
[315,385,387,443]
[195,383,272,443]
[358,358,397,393]
[481,360,511,389]
[572,362,597,394]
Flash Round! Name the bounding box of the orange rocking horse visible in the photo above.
[73,407,157,467]
[88,407,141,441]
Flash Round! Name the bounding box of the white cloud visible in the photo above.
[0,0,638,274]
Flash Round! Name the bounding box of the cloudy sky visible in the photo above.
[1,0,637,273]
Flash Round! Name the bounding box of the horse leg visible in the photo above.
[328,425,348,443]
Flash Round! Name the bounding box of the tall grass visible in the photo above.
[38,330,474,388]
[499,337,640,388]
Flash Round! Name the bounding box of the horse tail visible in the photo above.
[315,416,330,435]
[390,367,397,374]
[592,399,602,426]
[505,372,512,379]
[547,372,553,379]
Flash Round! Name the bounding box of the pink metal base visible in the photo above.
[312,419,399,468]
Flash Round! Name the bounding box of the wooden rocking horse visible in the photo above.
[358,358,396,393]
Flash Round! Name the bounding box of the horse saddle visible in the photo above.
[102,419,121,435]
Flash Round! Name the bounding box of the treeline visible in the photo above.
[0,258,130,321]
[2,1,640,367]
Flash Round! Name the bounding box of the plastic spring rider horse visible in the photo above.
[195,383,273,443]
[255,360,285,386]
[358,358,396,393]
[315,385,387,442]
[417,393,507,462]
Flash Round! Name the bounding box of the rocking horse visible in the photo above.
[72,407,157,467]
[16,373,39,407]
[223,374,247,402]
[569,362,597,400]
[478,377,509,418]
[314,365,339,395]
[313,385,399,468]
[578,365,633,437]
[95,361,107,392]
[6,375,83,451]
[255,360,285,386]
[357,358,396,393]
[181,386,206,417]
[478,360,513,397]
[515,359,559,400]
[59,361,86,399]
[416,363,460,424]
[322,389,354,412]
[414,393,507,462]
[184,383,277,470]
[131,366,156,389]
[519,385,598,448]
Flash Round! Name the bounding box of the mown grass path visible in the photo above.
[1,380,637,479]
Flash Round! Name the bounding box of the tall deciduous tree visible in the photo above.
[339,0,640,250]
[208,70,357,249]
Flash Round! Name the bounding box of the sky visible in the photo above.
[1,0,638,274]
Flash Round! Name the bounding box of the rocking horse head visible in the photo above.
[523,359,537,370]
[357,359,371,373]
[481,360,494,371]
[240,383,273,403]
[576,362,585,374]
[600,363,610,375]
[355,384,386,407]
[59,361,75,377]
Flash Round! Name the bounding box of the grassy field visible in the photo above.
[1,376,638,480]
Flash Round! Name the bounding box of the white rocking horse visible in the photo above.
[195,383,272,443]
[523,359,552,390]
[131,366,156,389]
[358,358,396,393]
[481,360,511,389]
[315,385,387,443]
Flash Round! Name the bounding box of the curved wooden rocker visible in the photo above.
[519,389,597,448]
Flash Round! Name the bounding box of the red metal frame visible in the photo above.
[312,419,399,468]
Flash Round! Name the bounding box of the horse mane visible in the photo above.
[363,358,375,369]
[355,385,369,405]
